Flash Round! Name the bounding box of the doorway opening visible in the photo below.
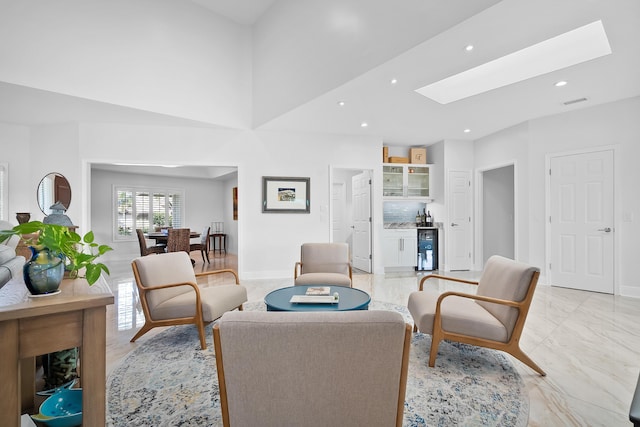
[481,165,515,264]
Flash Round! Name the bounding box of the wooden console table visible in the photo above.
[0,276,113,427]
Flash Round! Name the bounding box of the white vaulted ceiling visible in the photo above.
[1,0,639,147]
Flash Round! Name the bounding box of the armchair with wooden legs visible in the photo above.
[131,251,247,350]
[407,255,545,376]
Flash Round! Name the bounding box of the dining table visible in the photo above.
[146,231,200,243]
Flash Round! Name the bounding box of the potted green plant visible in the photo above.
[0,221,112,289]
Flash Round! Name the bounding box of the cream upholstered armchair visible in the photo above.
[213,310,411,427]
[407,255,545,376]
[131,251,247,349]
[294,242,352,287]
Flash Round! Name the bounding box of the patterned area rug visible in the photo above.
[107,301,528,426]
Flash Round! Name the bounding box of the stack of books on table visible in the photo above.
[290,287,337,304]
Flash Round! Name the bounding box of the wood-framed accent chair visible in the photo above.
[136,229,165,256]
[213,310,412,427]
[294,242,352,287]
[190,226,210,264]
[407,255,545,376]
[130,251,247,349]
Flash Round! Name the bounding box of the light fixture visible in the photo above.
[337,101,345,106]
[360,122,369,128]
[390,78,398,85]
[463,129,471,133]
[555,80,568,87]
[416,20,611,104]
[465,44,474,52]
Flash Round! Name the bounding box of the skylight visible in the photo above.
[415,20,611,104]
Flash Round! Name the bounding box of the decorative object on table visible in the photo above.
[43,201,75,227]
[107,301,528,427]
[43,347,79,389]
[15,212,30,224]
[0,221,113,291]
[262,176,310,213]
[23,246,66,295]
[31,387,83,427]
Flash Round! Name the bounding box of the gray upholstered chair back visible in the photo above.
[476,255,540,340]
[214,310,411,427]
[300,242,350,275]
[132,252,197,310]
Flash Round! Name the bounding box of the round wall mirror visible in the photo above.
[37,172,72,216]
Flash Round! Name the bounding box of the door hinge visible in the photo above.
[368,179,372,185]
[369,254,372,259]
[549,263,552,270]
[549,169,552,176]
[369,217,372,222]
[469,253,471,258]
[468,180,471,187]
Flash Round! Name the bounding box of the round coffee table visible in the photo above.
[264,285,370,312]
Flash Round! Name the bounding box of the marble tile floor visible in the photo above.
[104,254,640,426]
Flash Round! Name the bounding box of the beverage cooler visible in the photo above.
[417,229,438,271]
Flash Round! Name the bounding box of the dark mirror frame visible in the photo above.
[37,172,72,215]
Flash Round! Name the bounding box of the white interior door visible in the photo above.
[550,150,614,293]
[352,171,372,272]
[448,170,472,270]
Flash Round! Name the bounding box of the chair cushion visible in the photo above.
[133,252,198,309]
[476,255,539,337]
[407,289,508,342]
[294,272,352,287]
[153,284,247,321]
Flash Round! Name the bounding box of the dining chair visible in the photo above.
[407,255,545,376]
[136,229,165,256]
[166,228,191,254]
[190,226,210,263]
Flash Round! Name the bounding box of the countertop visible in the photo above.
[384,222,441,229]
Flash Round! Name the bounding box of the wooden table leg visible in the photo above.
[81,306,107,426]
[20,356,35,411]
[0,319,21,427]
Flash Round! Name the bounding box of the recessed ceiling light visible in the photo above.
[360,122,369,128]
[337,101,345,106]
[416,20,611,104]
[465,45,474,52]
[463,129,471,133]
[390,78,398,85]
[555,80,568,87]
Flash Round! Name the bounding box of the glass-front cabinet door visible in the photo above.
[383,164,429,198]
[407,166,429,197]
[383,165,404,197]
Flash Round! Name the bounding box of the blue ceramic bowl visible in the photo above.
[31,388,82,427]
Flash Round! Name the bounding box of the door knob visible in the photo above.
[597,227,612,232]
[451,223,459,227]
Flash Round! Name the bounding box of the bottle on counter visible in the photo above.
[416,211,422,226]
[421,208,427,226]
[426,211,433,227]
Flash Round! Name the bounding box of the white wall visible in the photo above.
[91,168,225,262]
[0,123,31,222]
[0,0,252,128]
[475,96,640,296]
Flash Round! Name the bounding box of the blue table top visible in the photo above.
[264,285,370,312]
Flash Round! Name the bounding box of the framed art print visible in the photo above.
[262,176,310,213]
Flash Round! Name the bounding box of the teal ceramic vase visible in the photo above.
[23,247,65,295]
